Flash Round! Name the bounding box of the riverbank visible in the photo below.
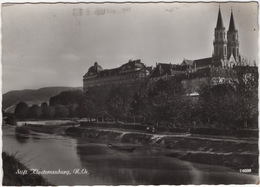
[2,152,51,186]
[17,121,79,134]
[13,121,258,175]
[65,126,258,174]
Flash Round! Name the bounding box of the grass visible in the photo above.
[2,152,52,186]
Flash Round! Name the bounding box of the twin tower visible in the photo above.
[212,7,240,68]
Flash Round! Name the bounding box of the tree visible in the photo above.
[42,106,55,118]
[233,66,258,128]
[106,85,132,122]
[146,78,190,126]
[55,105,69,118]
[49,90,84,106]
[41,102,48,108]
[68,104,78,117]
[14,102,29,118]
[130,93,146,123]
[77,92,100,119]
[28,104,42,119]
[198,69,258,129]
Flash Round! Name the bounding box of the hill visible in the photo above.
[3,86,82,111]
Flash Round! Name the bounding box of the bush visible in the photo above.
[190,127,258,138]
[121,124,147,131]
[234,129,258,138]
[4,116,17,126]
[15,126,30,135]
[2,152,51,186]
[65,127,82,135]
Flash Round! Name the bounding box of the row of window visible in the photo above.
[215,46,239,57]
[84,73,147,87]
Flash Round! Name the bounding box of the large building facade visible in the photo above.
[83,59,150,91]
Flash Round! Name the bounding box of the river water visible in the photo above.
[3,125,258,185]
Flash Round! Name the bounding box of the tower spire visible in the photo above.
[216,6,224,29]
[228,9,236,32]
[213,6,227,67]
[227,8,239,63]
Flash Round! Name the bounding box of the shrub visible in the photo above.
[65,127,82,135]
[190,127,258,138]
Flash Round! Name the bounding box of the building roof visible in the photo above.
[86,62,103,75]
[150,63,185,78]
[181,59,194,66]
[146,66,153,72]
[97,68,120,77]
[194,57,212,68]
[121,59,145,69]
[84,59,148,78]
[181,57,212,68]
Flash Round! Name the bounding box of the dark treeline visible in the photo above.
[12,68,258,129]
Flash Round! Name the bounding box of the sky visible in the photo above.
[2,2,258,93]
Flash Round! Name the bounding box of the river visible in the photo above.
[3,125,258,185]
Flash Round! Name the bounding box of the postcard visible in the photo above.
[2,2,259,185]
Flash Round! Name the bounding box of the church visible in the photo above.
[149,6,244,84]
[181,7,241,70]
[213,7,241,67]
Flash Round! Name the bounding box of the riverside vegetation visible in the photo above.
[2,152,51,186]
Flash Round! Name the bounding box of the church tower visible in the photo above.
[212,7,227,67]
[227,9,240,64]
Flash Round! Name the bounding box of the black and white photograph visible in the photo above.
[2,2,259,186]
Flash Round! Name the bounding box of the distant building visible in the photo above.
[149,63,186,84]
[181,57,212,72]
[83,59,150,91]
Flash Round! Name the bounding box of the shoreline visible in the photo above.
[65,126,258,174]
[11,122,259,175]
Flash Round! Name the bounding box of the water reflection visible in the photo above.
[75,137,258,185]
[75,138,202,185]
[3,125,259,185]
[15,133,30,143]
[15,126,30,143]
